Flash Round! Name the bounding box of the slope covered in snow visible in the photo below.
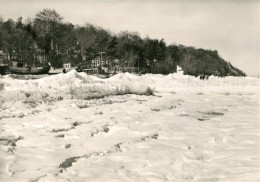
[0,71,259,182]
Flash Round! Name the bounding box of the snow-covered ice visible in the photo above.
[0,71,259,182]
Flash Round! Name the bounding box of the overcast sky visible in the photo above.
[0,0,259,76]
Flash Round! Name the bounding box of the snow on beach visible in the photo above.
[0,71,259,182]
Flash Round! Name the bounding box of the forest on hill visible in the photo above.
[0,9,246,76]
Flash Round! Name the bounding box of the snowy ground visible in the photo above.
[0,71,259,182]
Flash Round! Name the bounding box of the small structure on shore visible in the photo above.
[63,63,72,73]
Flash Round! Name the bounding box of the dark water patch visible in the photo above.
[72,121,81,127]
[59,157,80,169]
[95,111,103,115]
[51,128,73,133]
[198,118,210,121]
[168,105,176,109]
[205,111,224,116]
[55,134,65,138]
[151,108,160,112]
[77,104,89,109]
[91,125,110,137]
[151,133,159,139]
[102,125,109,133]
[31,110,40,115]
[137,133,159,142]
[0,136,24,146]
[65,144,71,149]
[114,143,122,152]
[18,113,25,118]
[136,99,148,102]
[151,105,176,112]
[198,111,224,116]
[51,121,83,133]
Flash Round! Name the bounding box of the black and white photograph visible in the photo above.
[0,0,259,181]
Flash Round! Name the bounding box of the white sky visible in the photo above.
[0,0,259,75]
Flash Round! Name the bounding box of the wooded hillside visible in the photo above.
[0,9,246,76]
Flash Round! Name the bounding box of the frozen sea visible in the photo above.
[0,71,259,182]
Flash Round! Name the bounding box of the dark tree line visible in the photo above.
[0,9,245,76]
[167,45,246,76]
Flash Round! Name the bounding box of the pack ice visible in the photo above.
[0,70,259,182]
